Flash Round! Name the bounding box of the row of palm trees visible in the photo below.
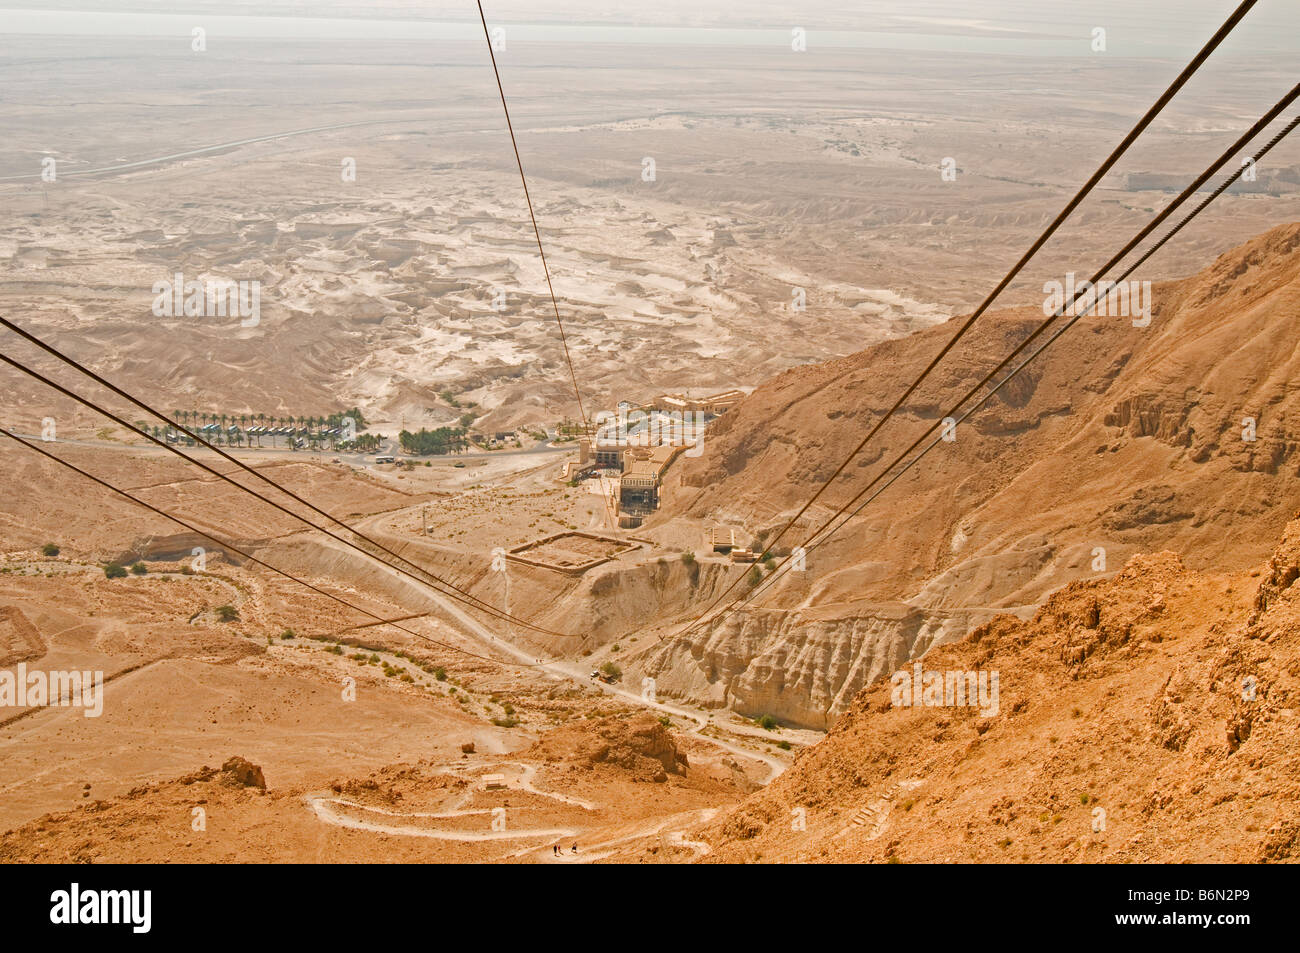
[171,410,349,433]
[165,410,383,452]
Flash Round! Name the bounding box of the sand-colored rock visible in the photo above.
[689,511,1300,863]
[636,224,1300,726]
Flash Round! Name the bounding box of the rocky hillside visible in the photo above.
[689,506,1300,863]
[633,223,1300,728]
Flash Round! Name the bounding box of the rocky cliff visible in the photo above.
[630,223,1300,728]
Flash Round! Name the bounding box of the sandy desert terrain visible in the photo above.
[2,3,1299,865]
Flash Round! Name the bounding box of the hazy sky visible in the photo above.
[3,0,1298,56]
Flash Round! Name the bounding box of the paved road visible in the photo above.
[0,118,422,182]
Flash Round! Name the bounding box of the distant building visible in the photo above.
[618,444,685,512]
[582,404,708,472]
[653,389,746,416]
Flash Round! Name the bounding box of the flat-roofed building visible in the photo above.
[619,463,660,510]
[653,389,747,416]
[618,444,687,512]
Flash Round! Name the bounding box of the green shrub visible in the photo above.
[103,563,127,579]
[41,543,59,557]
[281,629,296,640]
[756,714,779,731]
[214,604,239,623]
[130,561,148,575]
[599,661,622,679]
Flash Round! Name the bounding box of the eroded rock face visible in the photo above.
[636,224,1300,731]
[525,713,687,782]
[643,603,1003,730]
[1250,511,1300,621]
[177,756,266,790]
[698,523,1300,864]
[220,757,266,790]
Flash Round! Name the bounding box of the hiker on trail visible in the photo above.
[571,843,578,854]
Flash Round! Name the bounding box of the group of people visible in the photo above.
[552,843,577,856]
